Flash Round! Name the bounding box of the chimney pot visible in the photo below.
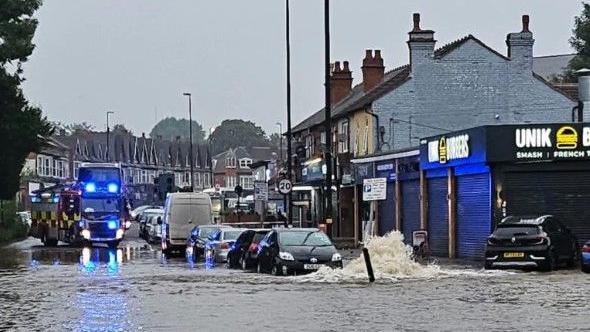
[374,50,382,59]
[365,49,373,58]
[362,49,385,92]
[141,132,145,138]
[343,61,350,71]
[522,15,530,32]
[412,13,421,32]
[334,61,341,72]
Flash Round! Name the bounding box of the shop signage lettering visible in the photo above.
[376,163,394,171]
[514,125,590,160]
[428,134,470,164]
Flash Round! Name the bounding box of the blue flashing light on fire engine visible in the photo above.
[107,220,118,230]
[85,183,96,193]
[107,183,119,193]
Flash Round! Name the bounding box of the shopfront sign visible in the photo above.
[488,123,590,162]
[376,162,397,181]
[354,162,374,185]
[427,134,470,164]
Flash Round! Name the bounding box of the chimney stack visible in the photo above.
[330,60,353,105]
[362,49,385,92]
[506,15,534,72]
[407,13,436,75]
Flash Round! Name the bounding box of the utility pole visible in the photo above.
[183,93,195,191]
[106,111,114,162]
[323,0,333,231]
[285,0,294,226]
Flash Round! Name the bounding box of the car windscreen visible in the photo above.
[199,227,219,239]
[493,226,540,237]
[81,198,120,213]
[279,231,333,246]
[223,230,243,241]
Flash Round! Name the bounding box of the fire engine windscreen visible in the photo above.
[81,198,121,215]
[78,167,121,184]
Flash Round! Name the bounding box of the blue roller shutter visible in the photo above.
[456,172,491,259]
[401,179,420,245]
[427,177,448,257]
[378,184,396,235]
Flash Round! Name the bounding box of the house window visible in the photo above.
[240,176,254,189]
[239,159,252,169]
[74,162,81,179]
[321,132,326,144]
[339,120,349,153]
[44,158,50,176]
[226,157,237,168]
[141,170,147,184]
[226,175,236,188]
[305,135,313,158]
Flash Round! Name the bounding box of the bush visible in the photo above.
[0,200,28,245]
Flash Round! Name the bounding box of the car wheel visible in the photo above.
[257,261,264,274]
[271,263,281,276]
[240,255,248,270]
[484,261,492,270]
[541,250,555,272]
[566,245,579,268]
[582,265,590,273]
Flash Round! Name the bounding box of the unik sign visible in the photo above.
[514,125,590,160]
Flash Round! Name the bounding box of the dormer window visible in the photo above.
[226,157,236,168]
[239,158,252,169]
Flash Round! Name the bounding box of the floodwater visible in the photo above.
[0,230,588,332]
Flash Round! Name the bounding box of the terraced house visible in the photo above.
[291,14,575,246]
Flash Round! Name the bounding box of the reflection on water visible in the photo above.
[71,246,131,331]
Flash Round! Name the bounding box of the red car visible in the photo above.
[227,229,270,270]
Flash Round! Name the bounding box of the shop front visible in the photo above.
[420,123,590,259]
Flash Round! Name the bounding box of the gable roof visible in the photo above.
[533,53,576,81]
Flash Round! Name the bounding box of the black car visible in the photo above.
[227,229,270,270]
[256,228,343,276]
[485,215,578,271]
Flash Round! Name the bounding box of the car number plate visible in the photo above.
[303,264,322,270]
[504,252,524,258]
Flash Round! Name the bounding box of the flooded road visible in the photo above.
[1,230,588,331]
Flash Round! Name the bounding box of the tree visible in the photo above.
[112,124,132,135]
[564,2,590,82]
[149,117,205,143]
[209,119,270,154]
[268,133,283,149]
[0,0,53,203]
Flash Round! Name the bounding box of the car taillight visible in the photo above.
[221,243,230,249]
[249,243,258,252]
[583,245,590,253]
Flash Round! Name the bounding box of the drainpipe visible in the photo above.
[364,106,381,153]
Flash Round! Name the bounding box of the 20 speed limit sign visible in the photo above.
[278,179,293,195]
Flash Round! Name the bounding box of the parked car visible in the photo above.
[139,208,164,239]
[256,228,343,276]
[161,193,212,255]
[16,211,32,228]
[186,224,232,259]
[204,228,247,263]
[582,241,590,273]
[131,205,162,221]
[227,229,270,269]
[146,214,164,244]
[485,215,578,271]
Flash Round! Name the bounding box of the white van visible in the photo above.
[161,192,212,254]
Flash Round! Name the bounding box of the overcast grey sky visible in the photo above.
[22,0,581,137]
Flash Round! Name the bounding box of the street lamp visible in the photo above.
[106,111,114,162]
[285,0,294,226]
[323,0,333,230]
[183,92,195,191]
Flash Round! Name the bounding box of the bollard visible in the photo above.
[362,247,375,283]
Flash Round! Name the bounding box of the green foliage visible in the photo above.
[149,117,205,143]
[0,200,27,244]
[0,0,52,200]
[209,119,270,154]
[564,2,590,82]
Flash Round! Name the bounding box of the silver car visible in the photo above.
[205,228,247,263]
[146,213,164,244]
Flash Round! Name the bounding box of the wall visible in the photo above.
[373,39,574,152]
[349,109,375,157]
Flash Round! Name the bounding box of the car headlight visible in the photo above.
[279,251,294,261]
[331,253,342,262]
